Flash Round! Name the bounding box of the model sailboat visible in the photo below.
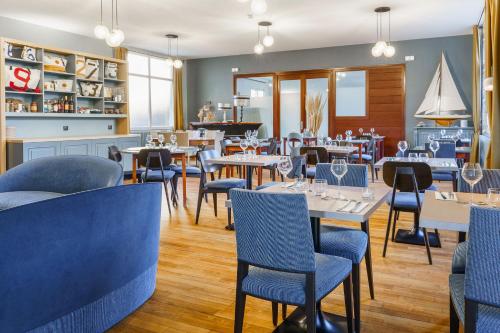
[414,52,470,126]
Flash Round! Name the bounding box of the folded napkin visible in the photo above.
[435,192,458,201]
[338,201,369,213]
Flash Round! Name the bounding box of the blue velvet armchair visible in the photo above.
[0,183,162,333]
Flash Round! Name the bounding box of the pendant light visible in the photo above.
[166,34,183,69]
[371,7,395,58]
[105,0,125,47]
[94,0,109,39]
[250,0,267,15]
[260,21,274,47]
[254,24,264,55]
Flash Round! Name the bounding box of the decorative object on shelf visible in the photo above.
[3,42,13,57]
[233,94,250,122]
[306,92,326,136]
[54,80,73,93]
[43,81,55,91]
[21,46,37,62]
[371,7,395,58]
[105,62,118,79]
[198,101,216,122]
[4,65,41,93]
[6,98,26,113]
[30,101,38,113]
[105,107,122,114]
[414,51,470,126]
[165,34,183,69]
[43,53,68,72]
[104,86,125,102]
[217,103,232,123]
[84,59,100,80]
[78,82,103,97]
[76,55,85,77]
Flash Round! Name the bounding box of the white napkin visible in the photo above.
[338,201,357,212]
[352,202,369,213]
[434,192,458,201]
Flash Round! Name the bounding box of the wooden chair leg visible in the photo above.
[450,296,459,333]
[234,273,247,333]
[163,180,172,215]
[282,303,287,321]
[435,228,442,248]
[272,302,278,326]
[352,264,361,333]
[195,189,204,224]
[423,227,433,265]
[343,274,354,333]
[361,221,375,300]
[213,193,218,217]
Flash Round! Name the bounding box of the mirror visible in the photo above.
[335,70,366,117]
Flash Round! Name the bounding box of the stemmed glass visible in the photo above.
[239,139,248,157]
[277,156,293,187]
[170,134,177,150]
[251,138,259,158]
[440,129,447,138]
[370,128,375,136]
[146,134,153,148]
[336,134,343,145]
[429,140,440,158]
[461,163,483,205]
[358,128,364,136]
[330,159,348,198]
[158,134,165,148]
[397,140,408,157]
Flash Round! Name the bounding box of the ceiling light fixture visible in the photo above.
[260,21,274,47]
[94,0,109,39]
[166,34,183,69]
[104,0,125,48]
[371,7,395,58]
[254,23,264,55]
[250,0,267,15]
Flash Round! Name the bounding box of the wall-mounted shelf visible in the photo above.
[44,70,76,76]
[104,78,126,83]
[77,96,103,100]
[105,101,127,104]
[5,57,43,65]
[5,112,127,119]
[5,90,42,96]
[76,77,102,83]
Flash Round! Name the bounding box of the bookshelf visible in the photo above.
[0,37,130,172]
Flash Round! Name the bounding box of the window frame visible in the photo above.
[128,51,173,131]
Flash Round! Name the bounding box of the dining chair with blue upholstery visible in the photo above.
[451,169,500,275]
[425,141,457,183]
[382,161,439,265]
[230,189,354,333]
[351,138,378,183]
[449,206,500,333]
[300,146,329,181]
[196,150,246,230]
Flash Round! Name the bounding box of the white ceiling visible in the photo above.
[0,0,482,59]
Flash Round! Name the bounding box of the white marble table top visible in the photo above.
[205,154,282,167]
[121,146,198,155]
[311,145,359,154]
[374,157,459,172]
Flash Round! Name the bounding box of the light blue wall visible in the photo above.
[186,35,473,143]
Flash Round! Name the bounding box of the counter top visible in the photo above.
[6,134,140,143]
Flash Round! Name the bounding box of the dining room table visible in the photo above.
[121,146,198,207]
[226,182,390,333]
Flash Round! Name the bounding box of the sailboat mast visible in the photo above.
[437,52,443,115]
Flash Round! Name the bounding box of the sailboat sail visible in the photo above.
[415,52,466,116]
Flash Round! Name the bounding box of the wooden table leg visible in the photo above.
[226,164,230,178]
[358,144,363,163]
[132,155,138,183]
[182,154,187,207]
[258,166,263,186]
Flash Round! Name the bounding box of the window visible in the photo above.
[335,71,367,117]
[479,27,490,136]
[128,52,174,130]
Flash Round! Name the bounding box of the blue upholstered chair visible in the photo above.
[255,155,306,191]
[230,189,354,333]
[425,141,457,182]
[0,183,162,333]
[300,146,329,180]
[287,132,303,158]
[449,206,500,333]
[452,169,500,275]
[0,155,123,211]
[316,163,373,332]
[351,138,378,183]
[196,150,246,229]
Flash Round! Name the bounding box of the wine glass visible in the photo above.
[427,134,435,143]
[358,128,364,136]
[146,134,153,148]
[330,159,348,198]
[251,138,259,157]
[240,139,248,156]
[158,134,165,147]
[408,153,418,161]
[336,134,343,145]
[419,153,430,163]
[429,140,440,158]
[461,163,483,205]
[397,140,408,157]
[370,128,375,136]
[440,129,446,138]
[277,156,293,187]
[170,134,177,150]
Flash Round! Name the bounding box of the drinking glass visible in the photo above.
[440,129,446,138]
[487,188,500,207]
[461,163,483,205]
[146,134,153,148]
[397,140,408,157]
[429,140,440,158]
[158,134,165,147]
[408,153,418,161]
[419,153,430,163]
[277,156,293,187]
[370,128,375,136]
[427,134,435,143]
[330,159,348,198]
[313,179,327,197]
[240,139,248,156]
[170,134,177,150]
[251,138,259,157]
[245,130,252,140]
[358,128,364,136]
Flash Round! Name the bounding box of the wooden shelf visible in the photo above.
[5,90,42,96]
[5,57,43,65]
[5,112,127,119]
[105,101,127,104]
[77,95,103,100]
[44,91,76,94]
[44,70,75,76]
[104,78,126,83]
[76,77,103,83]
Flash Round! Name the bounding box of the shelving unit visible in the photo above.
[0,37,130,172]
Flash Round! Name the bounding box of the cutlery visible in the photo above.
[440,192,447,200]
[349,201,362,213]
[337,200,353,211]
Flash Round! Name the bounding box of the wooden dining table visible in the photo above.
[121,146,198,207]
[227,182,390,333]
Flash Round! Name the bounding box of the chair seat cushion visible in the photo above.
[452,241,468,274]
[320,226,368,264]
[426,184,439,191]
[385,192,425,210]
[449,274,500,330]
[171,165,202,175]
[306,167,316,178]
[432,171,455,181]
[141,169,176,181]
[351,154,372,161]
[242,253,351,306]
[0,191,64,211]
[205,178,246,190]
[256,182,279,191]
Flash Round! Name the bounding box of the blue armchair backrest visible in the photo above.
[0,155,123,194]
[230,189,315,273]
[316,163,368,187]
[464,207,500,308]
[0,183,162,332]
[198,149,222,174]
[458,169,500,193]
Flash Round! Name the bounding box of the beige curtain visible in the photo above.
[485,0,500,168]
[113,47,128,60]
[471,25,481,163]
[173,66,184,130]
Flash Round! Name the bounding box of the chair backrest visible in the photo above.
[288,132,303,158]
[300,146,329,164]
[221,139,233,155]
[174,131,189,147]
[464,207,500,308]
[230,189,315,273]
[382,161,433,192]
[267,137,278,155]
[425,142,456,158]
[0,155,123,194]
[108,145,122,163]
[458,169,500,193]
[198,149,223,173]
[316,163,369,187]
[287,155,306,179]
[136,149,173,169]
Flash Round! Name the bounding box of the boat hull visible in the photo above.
[415,114,471,127]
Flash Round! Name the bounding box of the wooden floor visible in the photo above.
[109,172,458,333]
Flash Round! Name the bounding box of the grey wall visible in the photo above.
[0,16,113,56]
[186,35,472,143]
